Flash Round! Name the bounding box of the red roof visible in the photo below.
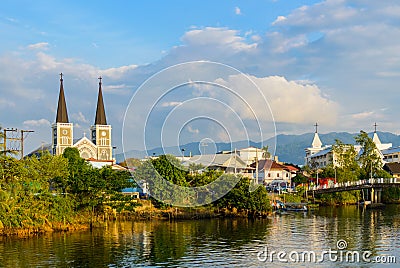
[250,159,288,171]
[284,165,299,172]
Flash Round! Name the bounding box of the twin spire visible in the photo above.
[94,76,107,125]
[56,73,69,123]
[55,73,107,125]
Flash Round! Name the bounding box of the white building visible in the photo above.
[250,159,293,184]
[305,125,391,168]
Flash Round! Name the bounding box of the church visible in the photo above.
[51,73,116,168]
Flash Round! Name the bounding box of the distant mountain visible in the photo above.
[116,131,400,166]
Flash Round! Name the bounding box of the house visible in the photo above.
[250,159,292,184]
[383,162,400,179]
[235,147,264,166]
[182,153,253,176]
[382,147,400,163]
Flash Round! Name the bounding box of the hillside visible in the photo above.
[117,131,400,165]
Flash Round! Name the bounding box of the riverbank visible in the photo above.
[0,200,273,237]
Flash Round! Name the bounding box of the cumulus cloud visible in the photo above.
[23,118,50,126]
[27,42,49,50]
[219,74,338,126]
[181,27,257,52]
[101,65,137,79]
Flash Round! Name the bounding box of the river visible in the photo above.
[0,205,399,267]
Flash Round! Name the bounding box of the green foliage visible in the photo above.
[0,148,136,229]
[319,191,360,205]
[262,146,271,160]
[332,139,360,182]
[292,173,309,184]
[382,188,400,203]
[355,131,383,179]
[216,175,271,212]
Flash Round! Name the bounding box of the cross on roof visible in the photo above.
[98,76,102,84]
[374,122,378,133]
[314,122,318,133]
[60,72,63,81]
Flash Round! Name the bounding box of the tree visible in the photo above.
[355,131,383,179]
[332,139,360,182]
[292,173,309,184]
[261,146,271,160]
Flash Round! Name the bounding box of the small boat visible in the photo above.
[283,203,308,212]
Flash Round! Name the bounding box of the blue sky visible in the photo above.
[1,0,400,155]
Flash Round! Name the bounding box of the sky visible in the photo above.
[1,0,400,155]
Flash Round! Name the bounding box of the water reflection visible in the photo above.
[0,205,399,267]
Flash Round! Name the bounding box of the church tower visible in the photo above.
[52,73,73,155]
[91,77,113,160]
[305,123,324,165]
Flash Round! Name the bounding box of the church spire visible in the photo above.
[56,73,69,123]
[94,76,107,125]
[372,122,382,145]
[311,122,322,148]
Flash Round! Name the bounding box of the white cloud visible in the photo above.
[101,65,137,79]
[27,42,49,50]
[23,119,50,127]
[235,7,242,15]
[272,16,286,25]
[71,112,89,123]
[351,111,374,120]
[181,27,257,52]
[161,101,183,107]
[219,74,338,125]
[187,125,199,134]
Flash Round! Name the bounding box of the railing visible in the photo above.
[308,177,400,191]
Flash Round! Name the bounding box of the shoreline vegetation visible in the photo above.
[1,131,400,237]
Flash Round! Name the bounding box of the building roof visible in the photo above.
[56,74,69,123]
[383,162,400,174]
[94,77,107,125]
[310,146,332,158]
[250,159,288,171]
[183,153,248,169]
[382,147,400,155]
[285,165,300,172]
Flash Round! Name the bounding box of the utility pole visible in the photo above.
[3,128,18,155]
[20,129,34,159]
[2,128,34,158]
[255,147,259,185]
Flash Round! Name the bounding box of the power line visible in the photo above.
[2,128,34,159]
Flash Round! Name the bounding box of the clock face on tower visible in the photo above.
[60,128,69,136]
[101,131,107,137]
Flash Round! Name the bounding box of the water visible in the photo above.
[0,205,399,267]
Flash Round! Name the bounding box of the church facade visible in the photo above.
[52,74,113,163]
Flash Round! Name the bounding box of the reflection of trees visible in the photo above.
[318,205,399,256]
[133,219,272,266]
[1,206,398,266]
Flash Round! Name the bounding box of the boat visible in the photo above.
[283,203,308,212]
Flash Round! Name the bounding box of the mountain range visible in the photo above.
[117,131,400,165]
